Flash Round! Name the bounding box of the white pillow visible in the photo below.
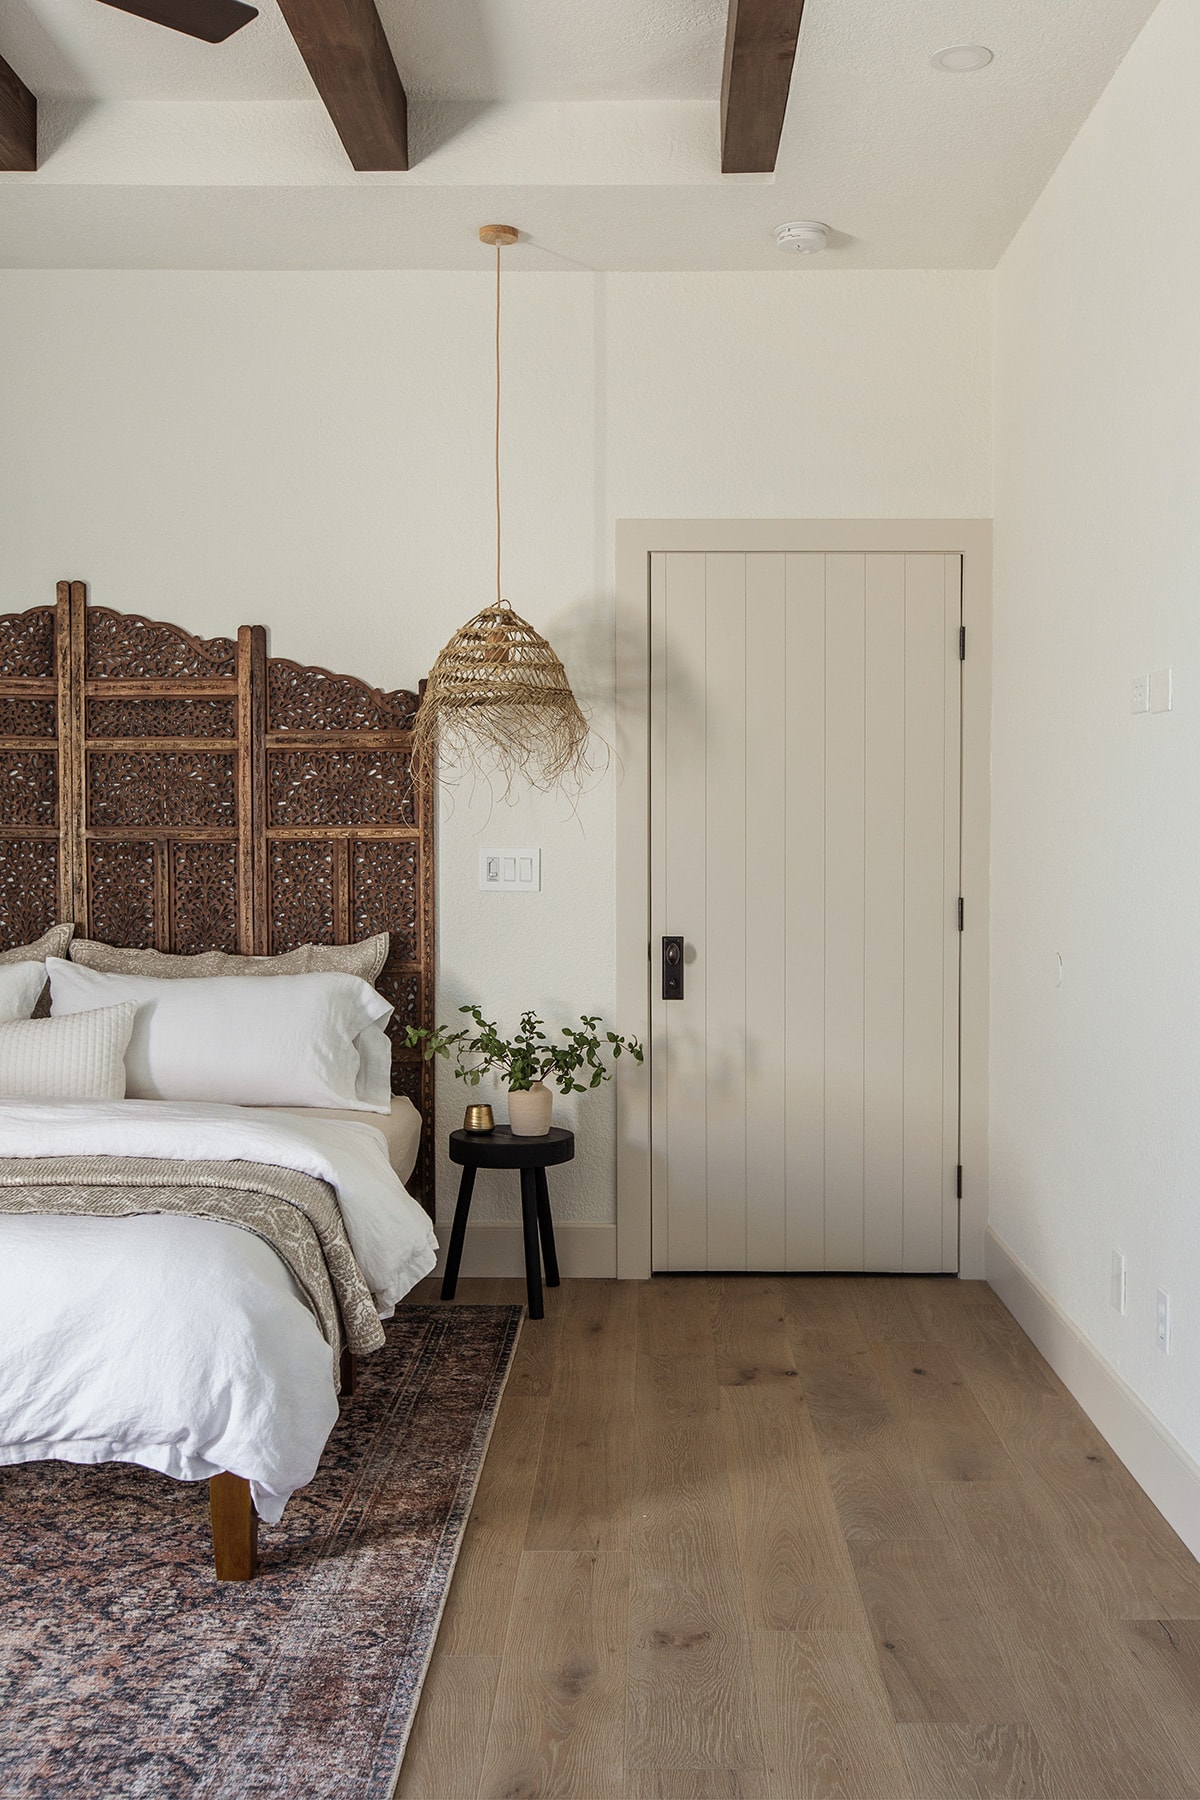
[0,961,49,1024]
[47,962,393,1111]
[0,1002,136,1101]
[355,1020,394,1111]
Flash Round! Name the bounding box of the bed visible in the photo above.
[0,583,437,1579]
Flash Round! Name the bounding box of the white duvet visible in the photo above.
[0,1100,438,1522]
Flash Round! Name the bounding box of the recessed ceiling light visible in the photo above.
[774,221,830,255]
[931,44,994,72]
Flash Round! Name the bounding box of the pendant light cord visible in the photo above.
[494,241,503,608]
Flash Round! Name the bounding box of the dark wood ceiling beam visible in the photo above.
[0,50,37,173]
[721,0,806,174]
[276,0,407,172]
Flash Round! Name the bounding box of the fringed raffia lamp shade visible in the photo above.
[414,221,592,795]
[414,598,589,793]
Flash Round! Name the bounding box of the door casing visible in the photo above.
[614,519,993,1280]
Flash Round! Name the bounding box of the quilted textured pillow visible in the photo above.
[0,1002,136,1100]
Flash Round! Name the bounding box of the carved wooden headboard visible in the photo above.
[0,580,435,1211]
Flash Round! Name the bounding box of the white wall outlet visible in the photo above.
[1155,1287,1171,1353]
[1110,1250,1127,1315]
[1131,675,1150,714]
[1150,668,1173,713]
[480,848,541,892]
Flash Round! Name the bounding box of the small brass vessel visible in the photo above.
[463,1103,495,1134]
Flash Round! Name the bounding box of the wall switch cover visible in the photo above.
[1111,1250,1127,1315]
[1131,675,1150,714]
[1156,1287,1171,1353]
[480,848,541,892]
[1150,668,1173,713]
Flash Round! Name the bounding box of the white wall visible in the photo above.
[0,267,990,1243]
[992,0,1200,1461]
[607,274,990,522]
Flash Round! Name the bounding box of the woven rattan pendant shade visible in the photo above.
[413,598,588,791]
[414,224,590,795]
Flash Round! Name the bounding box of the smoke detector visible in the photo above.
[774,220,830,256]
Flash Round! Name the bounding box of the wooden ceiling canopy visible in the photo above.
[276,0,408,173]
[0,581,436,1210]
[721,0,807,174]
[0,48,36,173]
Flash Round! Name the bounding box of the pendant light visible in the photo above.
[414,225,589,795]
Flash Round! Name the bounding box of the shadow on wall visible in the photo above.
[544,588,613,721]
[612,566,713,765]
[987,1120,1065,1309]
[405,98,500,163]
[393,0,502,162]
[36,99,102,163]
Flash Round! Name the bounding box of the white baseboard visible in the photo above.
[986,1226,1200,1562]
[432,1221,616,1281]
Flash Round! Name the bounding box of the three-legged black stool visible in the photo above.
[443,1126,575,1320]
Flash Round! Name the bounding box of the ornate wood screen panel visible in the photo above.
[0,582,435,1210]
[73,584,256,959]
[260,655,432,1137]
[0,598,66,942]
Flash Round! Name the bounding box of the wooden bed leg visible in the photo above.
[340,1347,357,1396]
[209,1473,258,1581]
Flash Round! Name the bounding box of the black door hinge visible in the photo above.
[959,625,966,661]
[958,897,964,931]
[956,1165,963,1199]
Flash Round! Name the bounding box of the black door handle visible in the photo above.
[662,936,684,1001]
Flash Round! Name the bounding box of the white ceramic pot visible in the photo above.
[508,1081,553,1136]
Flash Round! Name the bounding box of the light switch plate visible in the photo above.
[1131,675,1150,714]
[1156,1287,1171,1353]
[480,848,541,892]
[1111,1250,1127,1315]
[1150,668,1173,713]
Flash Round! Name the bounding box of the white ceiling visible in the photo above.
[2,0,730,102]
[1,0,311,100]
[0,0,1162,270]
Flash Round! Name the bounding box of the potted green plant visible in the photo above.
[405,1005,644,1136]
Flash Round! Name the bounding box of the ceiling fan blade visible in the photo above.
[94,0,258,43]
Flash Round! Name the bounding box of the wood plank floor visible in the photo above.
[396,1276,1200,1800]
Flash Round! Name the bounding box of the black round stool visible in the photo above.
[444,1126,575,1319]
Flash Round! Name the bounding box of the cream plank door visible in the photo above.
[649,552,962,1272]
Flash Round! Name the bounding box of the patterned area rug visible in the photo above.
[0,1304,522,1800]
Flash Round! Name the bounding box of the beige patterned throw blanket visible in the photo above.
[0,1156,385,1381]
